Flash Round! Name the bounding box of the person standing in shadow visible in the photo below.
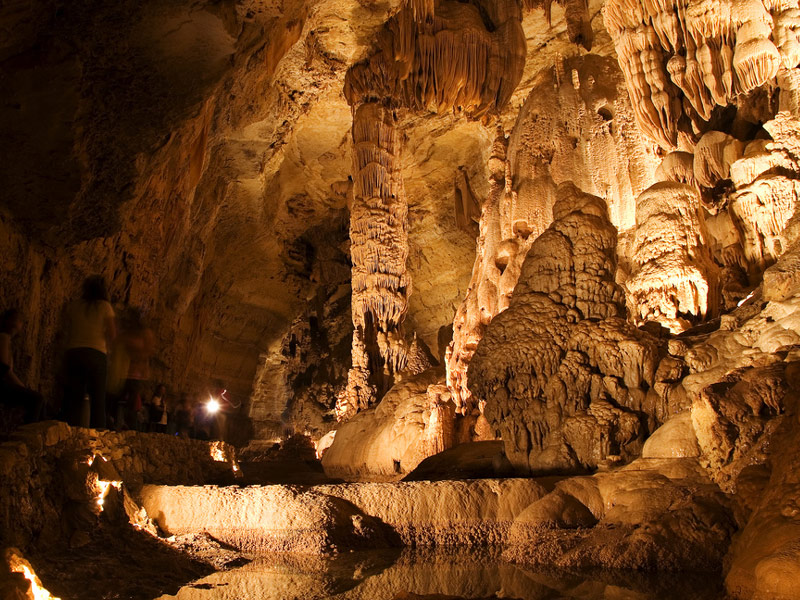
[109,306,155,430]
[62,275,116,428]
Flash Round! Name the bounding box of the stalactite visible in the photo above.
[343,0,526,119]
[603,0,797,149]
[522,0,594,50]
[338,0,528,420]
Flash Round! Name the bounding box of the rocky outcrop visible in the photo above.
[505,455,736,571]
[140,484,395,554]
[446,54,659,412]
[469,183,660,474]
[725,379,800,600]
[323,369,442,481]
[139,478,548,551]
[0,421,238,551]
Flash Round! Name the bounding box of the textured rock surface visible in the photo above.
[469,184,660,473]
[446,54,659,411]
[725,390,800,600]
[322,368,443,481]
[140,478,548,551]
[0,421,237,550]
[6,0,800,593]
[505,456,736,571]
[626,181,719,332]
[603,0,793,149]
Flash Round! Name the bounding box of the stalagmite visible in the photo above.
[424,383,456,455]
[626,181,720,333]
[468,184,659,473]
[445,55,658,413]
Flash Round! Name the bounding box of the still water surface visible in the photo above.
[157,548,728,600]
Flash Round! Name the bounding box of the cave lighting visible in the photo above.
[7,555,61,600]
[95,479,122,510]
[209,441,226,462]
[737,290,756,307]
[206,397,221,414]
[20,565,60,600]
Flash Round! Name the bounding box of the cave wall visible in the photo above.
[0,0,402,423]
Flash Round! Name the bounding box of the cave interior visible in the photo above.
[3,0,800,598]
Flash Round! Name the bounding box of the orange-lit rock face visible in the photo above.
[627,181,720,333]
[602,0,795,149]
[468,184,660,473]
[446,54,659,412]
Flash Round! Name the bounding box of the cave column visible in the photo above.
[336,102,411,421]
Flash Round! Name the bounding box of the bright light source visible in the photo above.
[8,554,61,600]
[209,441,226,462]
[737,290,755,307]
[95,479,122,511]
[206,398,221,414]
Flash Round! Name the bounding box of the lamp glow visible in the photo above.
[206,398,221,414]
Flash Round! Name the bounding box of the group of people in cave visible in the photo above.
[0,275,237,441]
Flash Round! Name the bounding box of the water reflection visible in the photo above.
[156,548,727,600]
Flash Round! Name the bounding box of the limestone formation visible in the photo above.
[729,114,800,273]
[339,102,412,420]
[338,0,529,419]
[446,54,658,413]
[324,369,443,480]
[603,0,796,148]
[140,478,548,551]
[342,0,527,119]
[7,0,800,595]
[468,184,660,473]
[445,129,519,414]
[505,455,736,571]
[626,181,720,332]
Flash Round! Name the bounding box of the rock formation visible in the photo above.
[603,0,798,149]
[626,181,720,332]
[469,183,660,473]
[7,0,800,597]
[336,0,528,419]
[338,102,412,420]
[446,54,659,413]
